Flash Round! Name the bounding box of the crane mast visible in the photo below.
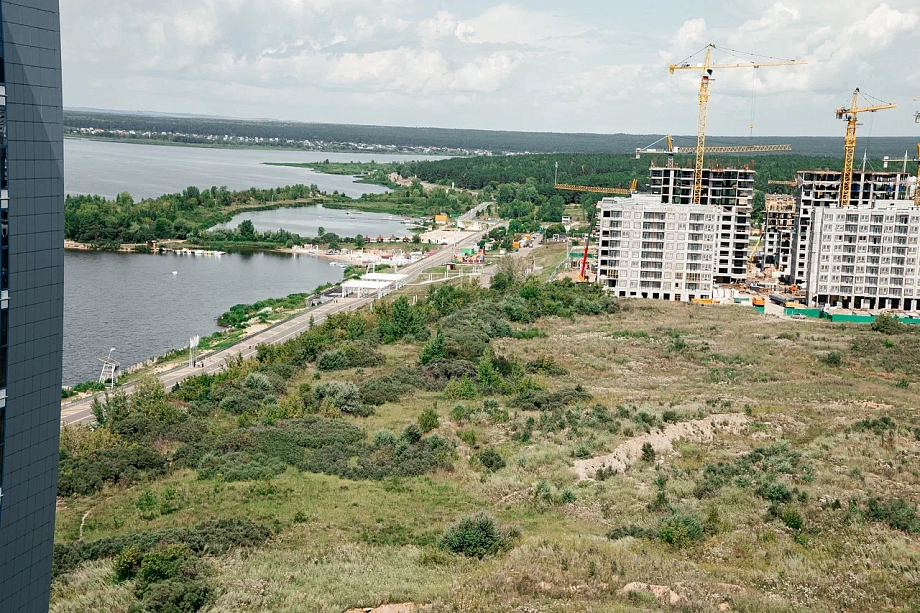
[669,44,804,205]
[835,89,897,207]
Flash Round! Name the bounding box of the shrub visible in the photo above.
[113,546,144,582]
[316,349,350,371]
[607,525,650,540]
[418,407,440,433]
[419,329,447,365]
[53,520,271,579]
[560,488,577,504]
[821,351,843,367]
[865,497,920,533]
[458,429,476,446]
[641,442,656,463]
[779,506,804,530]
[438,511,517,558]
[872,313,906,335]
[314,381,366,416]
[402,423,422,444]
[758,482,793,503]
[139,578,212,613]
[449,403,470,424]
[57,446,166,496]
[525,356,569,377]
[137,544,195,586]
[444,376,479,400]
[197,452,287,482]
[360,368,428,406]
[658,511,704,548]
[373,429,398,448]
[513,387,591,412]
[479,449,505,473]
[851,416,897,436]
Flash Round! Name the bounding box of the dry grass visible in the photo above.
[52,300,920,612]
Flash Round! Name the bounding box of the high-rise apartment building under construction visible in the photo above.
[649,165,753,284]
[778,169,920,311]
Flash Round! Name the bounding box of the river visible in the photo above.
[62,140,441,386]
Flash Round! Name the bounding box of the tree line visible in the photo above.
[65,110,919,155]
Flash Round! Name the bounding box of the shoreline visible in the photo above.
[64,135,459,157]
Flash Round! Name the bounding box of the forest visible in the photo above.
[64,181,478,250]
[65,110,920,155]
[395,152,919,195]
[64,185,324,249]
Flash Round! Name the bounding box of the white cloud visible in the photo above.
[60,0,920,135]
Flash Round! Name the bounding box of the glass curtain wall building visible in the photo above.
[0,1,64,612]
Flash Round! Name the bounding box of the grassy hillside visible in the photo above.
[51,266,920,612]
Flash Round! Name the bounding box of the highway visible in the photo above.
[61,202,495,426]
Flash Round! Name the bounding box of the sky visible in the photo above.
[61,0,920,137]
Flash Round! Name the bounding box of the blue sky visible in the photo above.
[62,1,920,137]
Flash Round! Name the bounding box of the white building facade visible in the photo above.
[597,195,718,301]
[803,201,920,311]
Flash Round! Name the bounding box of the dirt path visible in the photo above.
[573,413,749,480]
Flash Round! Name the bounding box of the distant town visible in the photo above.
[65,125,495,157]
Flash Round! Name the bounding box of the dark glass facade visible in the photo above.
[0,1,64,612]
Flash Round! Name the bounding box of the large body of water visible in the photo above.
[64,138,441,199]
[64,251,341,385]
[62,140,441,385]
[220,206,412,239]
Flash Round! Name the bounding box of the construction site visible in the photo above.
[560,45,920,320]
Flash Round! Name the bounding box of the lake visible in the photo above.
[62,140,442,385]
[219,206,413,239]
[63,249,343,386]
[64,138,443,199]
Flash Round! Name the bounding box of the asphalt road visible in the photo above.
[61,203,495,427]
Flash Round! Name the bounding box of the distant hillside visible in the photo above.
[64,110,919,157]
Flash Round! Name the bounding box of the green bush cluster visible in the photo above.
[525,355,568,377]
[850,416,897,436]
[693,441,813,501]
[864,497,920,533]
[58,446,166,496]
[360,368,432,406]
[513,386,591,411]
[317,341,385,371]
[657,511,705,548]
[53,519,271,578]
[438,511,518,559]
[871,313,907,335]
[115,543,213,613]
[179,417,453,483]
[478,449,506,473]
[217,293,311,329]
[312,381,372,416]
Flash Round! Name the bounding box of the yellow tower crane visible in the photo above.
[635,134,792,168]
[553,161,638,195]
[669,44,804,205]
[553,179,637,196]
[835,88,897,207]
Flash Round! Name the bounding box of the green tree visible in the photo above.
[419,328,447,365]
[238,219,256,241]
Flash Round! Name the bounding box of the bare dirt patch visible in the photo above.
[573,413,749,480]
